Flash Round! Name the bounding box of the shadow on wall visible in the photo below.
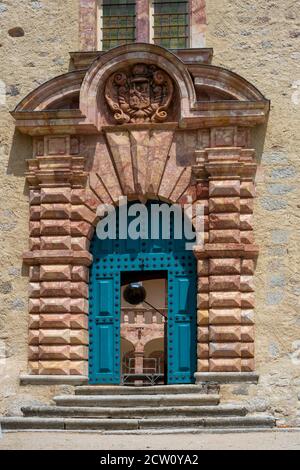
[7,129,32,196]
[251,120,269,164]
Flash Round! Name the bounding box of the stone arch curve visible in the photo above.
[80,43,196,128]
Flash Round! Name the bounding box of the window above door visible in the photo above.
[79,0,206,51]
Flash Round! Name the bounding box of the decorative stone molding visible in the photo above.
[12,44,269,377]
[105,64,174,124]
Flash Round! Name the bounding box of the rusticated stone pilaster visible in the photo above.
[25,136,90,376]
[193,146,257,373]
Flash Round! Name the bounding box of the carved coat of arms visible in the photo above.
[105,64,174,124]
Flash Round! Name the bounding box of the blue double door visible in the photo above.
[89,202,197,385]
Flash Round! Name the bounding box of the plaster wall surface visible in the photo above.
[0,0,299,425]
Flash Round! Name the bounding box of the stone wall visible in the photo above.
[0,0,299,425]
[207,0,300,426]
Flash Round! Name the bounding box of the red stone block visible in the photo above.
[241,343,255,358]
[209,326,241,342]
[197,359,209,372]
[197,343,209,359]
[209,358,241,372]
[241,293,255,309]
[41,188,71,204]
[241,325,255,342]
[210,229,240,244]
[240,199,254,214]
[40,219,70,236]
[209,180,240,197]
[209,213,240,230]
[209,342,241,358]
[41,204,70,220]
[209,259,241,275]
[241,359,255,372]
[209,197,240,214]
[209,292,241,309]
[241,259,255,275]
[209,308,241,325]
[197,326,209,342]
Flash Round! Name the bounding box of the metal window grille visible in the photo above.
[153,0,189,49]
[101,0,136,51]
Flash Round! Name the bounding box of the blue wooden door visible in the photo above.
[89,201,197,385]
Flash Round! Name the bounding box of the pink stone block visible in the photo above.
[209,292,241,309]
[209,326,241,342]
[209,275,240,292]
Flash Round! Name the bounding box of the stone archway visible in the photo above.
[12,44,269,382]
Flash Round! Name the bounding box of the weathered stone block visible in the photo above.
[70,298,88,314]
[209,326,241,342]
[29,237,40,250]
[70,314,88,329]
[210,229,240,244]
[241,231,255,244]
[241,325,255,342]
[241,259,255,275]
[197,326,209,342]
[29,266,40,281]
[40,265,71,281]
[241,359,255,372]
[30,206,41,221]
[241,293,255,309]
[40,298,70,313]
[197,310,209,325]
[40,188,71,204]
[209,276,240,292]
[41,204,70,219]
[39,345,69,360]
[197,293,209,309]
[28,330,39,345]
[39,329,70,345]
[209,342,241,358]
[241,309,255,325]
[29,222,40,237]
[71,282,89,299]
[40,219,70,236]
[240,199,254,214]
[71,266,89,282]
[209,180,240,197]
[70,345,88,360]
[198,276,209,293]
[241,343,255,358]
[197,343,209,359]
[39,314,71,329]
[197,359,209,372]
[29,314,39,329]
[209,358,241,372]
[28,346,39,361]
[28,299,40,313]
[30,190,41,206]
[241,182,255,198]
[209,292,241,308]
[209,213,240,230]
[209,258,241,275]
[29,282,40,298]
[71,205,97,225]
[40,281,71,298]
[41,236,71,250]
[71,237,90,251]
[240,214,253,231]
[70,329,89,345]
[209,308,241,325]
[39,361,70,375]
[69,361,88,376]
[197,259,209,276]
[209,197,240,213]
[241,276,254,292]
[71,221,94,239]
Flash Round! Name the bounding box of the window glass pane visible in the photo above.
[153,0,189,49]
[102,0,136,50]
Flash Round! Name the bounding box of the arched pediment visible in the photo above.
[12,43,269,133]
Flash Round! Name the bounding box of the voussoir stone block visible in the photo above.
[209,309,241,325]
[209,326,241,342]
[209,180,240,197]
[209,276,240,292]
[209,358,241,372]
[71,205,98,225]
[40,265,71,281]
[209,342,241,358]
[209,259,241,275]
[209,197,240,214]
[209,292,241,308]
[209,213,240,230]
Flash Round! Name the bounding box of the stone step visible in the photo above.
[0,415,275,432]
[22,404,247,419]
[75,385,212,396]
[53,393,220,408]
